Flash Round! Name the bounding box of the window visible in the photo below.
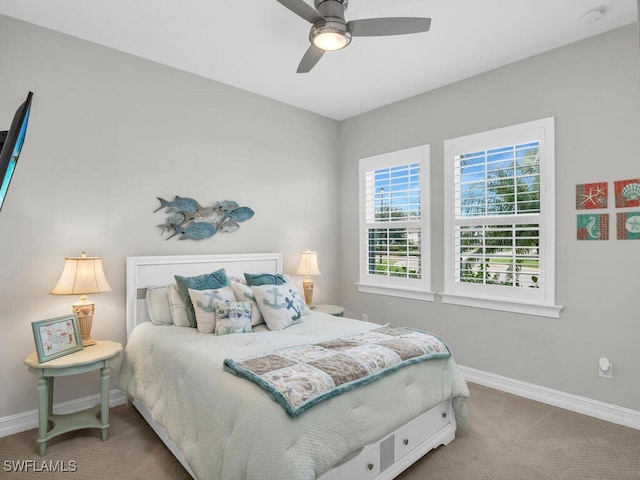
[443,118,562,317]
[358,145,433,301]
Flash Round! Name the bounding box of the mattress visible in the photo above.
[118,312,469,480]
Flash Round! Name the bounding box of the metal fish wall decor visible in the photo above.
[154,196,254,240]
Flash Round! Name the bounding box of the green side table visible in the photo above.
[24,340,123,455]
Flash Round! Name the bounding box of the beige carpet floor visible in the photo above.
[1,383,639,479]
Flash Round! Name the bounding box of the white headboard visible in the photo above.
[125,253,283,339]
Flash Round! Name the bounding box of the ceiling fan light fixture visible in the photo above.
[310,23,351,50]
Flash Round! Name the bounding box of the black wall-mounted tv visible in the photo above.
[0,91,34,212]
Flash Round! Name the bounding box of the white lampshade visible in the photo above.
[50,252,111,346]
[50,252,111,295]
[296,250,321,277]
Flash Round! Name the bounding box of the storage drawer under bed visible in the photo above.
[319,399,454,480]
[393,399,452,462]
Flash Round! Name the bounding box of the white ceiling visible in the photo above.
[0,0,637,120]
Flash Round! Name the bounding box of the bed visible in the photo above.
[118,253,469,480]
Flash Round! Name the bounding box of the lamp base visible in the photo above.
[302,278,316,309]
[72,299,97,346]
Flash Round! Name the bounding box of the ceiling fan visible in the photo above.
[275,0,431,73]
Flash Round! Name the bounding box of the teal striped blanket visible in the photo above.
[223,324,451,417]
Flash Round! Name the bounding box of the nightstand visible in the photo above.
[24,340,123,455]
[313,304,345,317]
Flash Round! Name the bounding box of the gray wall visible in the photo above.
[338,24,640,410]
[1,13,639,422]
[0,15,340,418]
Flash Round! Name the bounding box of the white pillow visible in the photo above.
[167,283,192,327]
[230,281,264,326]
[188,286,237,334]
[251,283,306,331]
[145,286,173,326]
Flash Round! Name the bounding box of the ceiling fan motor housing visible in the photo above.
[314,0,348,16]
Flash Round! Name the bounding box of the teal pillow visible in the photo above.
[244,273,287,286]
[174,269,228,327]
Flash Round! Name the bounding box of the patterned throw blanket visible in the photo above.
[223,325,451,417]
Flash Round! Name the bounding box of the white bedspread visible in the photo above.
[118,313,469,480]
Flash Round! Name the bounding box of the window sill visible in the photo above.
[356,283,436,302]
[439,293,563,318]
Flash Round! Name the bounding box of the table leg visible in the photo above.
[47,377,54,430]
[36,375,49,456]
[100,366,109,441]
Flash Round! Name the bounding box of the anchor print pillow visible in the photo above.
[188,286,237,334]
[251,283,309,331]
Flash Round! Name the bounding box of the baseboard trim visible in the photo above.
[459,365,640,430]
[0,389,127,438]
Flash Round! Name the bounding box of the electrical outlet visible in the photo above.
[598,357,613,379]
[362,313,368,322]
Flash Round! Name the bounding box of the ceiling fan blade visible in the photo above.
[297,45,325,73]
[275,0,324,24]
[349,17,431,37]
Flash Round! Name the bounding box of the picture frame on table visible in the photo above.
[31,313,83,363]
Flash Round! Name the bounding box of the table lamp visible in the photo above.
[50,252,111,346]
[296,250,321,309]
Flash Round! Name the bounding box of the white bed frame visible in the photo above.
[125,253,456,480]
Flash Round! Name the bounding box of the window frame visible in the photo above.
[357,145,434,301]
[442,117,562,318]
